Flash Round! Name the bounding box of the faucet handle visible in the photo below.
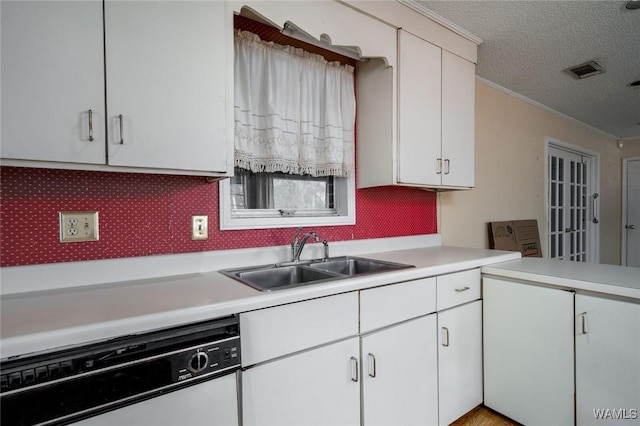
[292,227,303,242]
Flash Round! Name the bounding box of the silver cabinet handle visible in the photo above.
[592,193,599,224]
[444,159,450,175]
[626,224,636,230]
[436,158,442,175]
[581,312,588,335]
[368,353,376,378]
[118,114,124,144]
[350,356,359,382]
[455,286,470,292]
[442,327,450,347]
[88,109,94,142]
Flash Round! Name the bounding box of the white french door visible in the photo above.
[547,145,598,262]
[622,157,640,267]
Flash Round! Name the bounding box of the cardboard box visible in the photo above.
[488,220,542,257]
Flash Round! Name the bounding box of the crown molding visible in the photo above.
[397,0,483,46]
[476,76,620,140]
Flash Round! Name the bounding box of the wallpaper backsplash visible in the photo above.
[0,167,437,267]
[0,16,438,268]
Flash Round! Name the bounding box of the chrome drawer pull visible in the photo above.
[442,327,450,347]
[350,356,359,382]
[368,353,376,378]
[88,109,94,142]
[581,312,588,335]
[454,286,470,292]
[436,158,442,174]
[118,114,124,144]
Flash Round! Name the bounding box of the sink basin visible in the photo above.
[220,256,414,292]
[236,265,338,291]
[308,256,409,276]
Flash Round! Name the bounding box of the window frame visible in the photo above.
[219,172,355,230]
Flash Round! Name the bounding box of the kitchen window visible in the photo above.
[220,29,356,230]
[220,167,354,230]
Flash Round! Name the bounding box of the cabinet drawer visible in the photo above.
[240,292,359,366]
[437,269,481,311]
[360,277,436,333]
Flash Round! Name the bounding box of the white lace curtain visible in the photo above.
[234,30,355,177]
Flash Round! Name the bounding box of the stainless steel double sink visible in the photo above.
[220,256,414,292]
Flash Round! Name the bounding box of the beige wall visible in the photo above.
[620,137,640,158]
[440,81,626,265]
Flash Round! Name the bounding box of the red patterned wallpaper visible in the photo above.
[0,167,436,267]
[0,15,437,268]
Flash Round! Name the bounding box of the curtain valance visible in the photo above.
[234,30,355,177]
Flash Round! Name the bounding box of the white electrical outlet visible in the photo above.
[192,215,208,240]
[59,212,99,243]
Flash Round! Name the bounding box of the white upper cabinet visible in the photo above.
[1,1,233,176]
[397,29,475,189]
[1,1,106,165]
[357,27,476,190]
[398,30,442,186]
[104,1,229,173]
[442,50,475,187]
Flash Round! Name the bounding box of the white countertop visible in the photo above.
[1,245,520,359]
[482,258,640,300]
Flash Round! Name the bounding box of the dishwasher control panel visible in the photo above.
[173,337,240,382]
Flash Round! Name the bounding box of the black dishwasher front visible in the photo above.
[0,315,241,426]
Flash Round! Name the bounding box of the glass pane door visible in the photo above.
[548,147,592,262]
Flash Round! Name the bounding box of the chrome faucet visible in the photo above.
[291,227,320,262]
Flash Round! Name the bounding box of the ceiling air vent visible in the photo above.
[565,61,604,79]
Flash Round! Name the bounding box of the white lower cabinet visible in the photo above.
[483,277,575,425]
[240,270,485,425]
[483,276,640,425]
[575,294,640,426]
[361,314,438,426]
[242,338,361,426]
[437,300,483,426]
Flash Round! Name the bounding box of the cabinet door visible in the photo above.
[441,50,475,188]
[438,301,483,426]
[361,314,438,426]
[483,277,574,425]
[242,338,360,426]
[1,1,105,164]
[576,295,640,426]
[397,30,442,186]
[104,1,228,172]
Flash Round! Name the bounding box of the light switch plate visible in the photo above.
[59,211,99,243]
[192,215,208,240]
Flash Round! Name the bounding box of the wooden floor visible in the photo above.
[450,406,522,426]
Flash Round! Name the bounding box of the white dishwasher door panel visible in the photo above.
[71,373,238,426]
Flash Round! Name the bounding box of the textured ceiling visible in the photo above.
[415,0,640,139]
